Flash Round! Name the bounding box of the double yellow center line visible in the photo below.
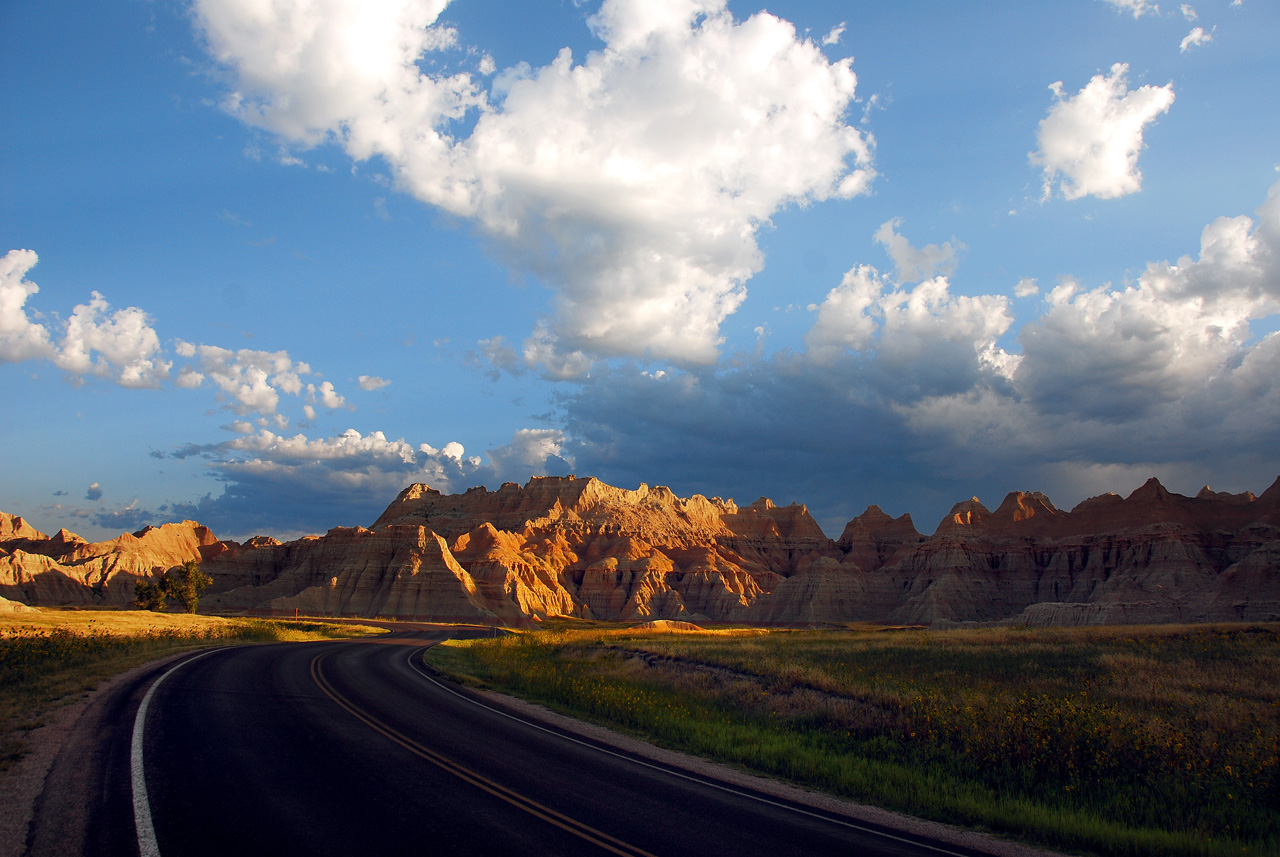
[310,651,657,857]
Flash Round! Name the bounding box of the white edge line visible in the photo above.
[405,646,973,857]
[131,649,222,857]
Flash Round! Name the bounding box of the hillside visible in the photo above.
[3,474,1278,625]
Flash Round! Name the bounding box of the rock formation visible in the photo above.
[0,513,224,607]
[2,474,1278,626]
[202,478,832,625]
[866,477,1280,625]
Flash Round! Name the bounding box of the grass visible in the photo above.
[0,609,385,772]
[426,622,1280,857]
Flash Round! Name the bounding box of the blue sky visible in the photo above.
[3,0,1278,541]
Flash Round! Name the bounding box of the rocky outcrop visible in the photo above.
[3,474,1278,626]
[0,519,224,607]
[837,505,925,572]
[0,512,47,542]
[632,619,704,632]
[198,477,828,624]
[874,477,1280,625]
[0,593,38,613]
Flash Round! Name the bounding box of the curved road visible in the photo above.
[31,628,1000,856]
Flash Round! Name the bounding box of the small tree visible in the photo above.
[133,576,167,611]
[134,560,212,613]
[164,560,212,614]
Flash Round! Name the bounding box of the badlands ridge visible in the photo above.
[2,475,1279,626]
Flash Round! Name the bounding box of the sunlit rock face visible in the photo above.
[355,476,833,624]
[0,515,223,606]
[3,474,1278,625]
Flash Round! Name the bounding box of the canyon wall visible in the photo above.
[3,474,1278,626]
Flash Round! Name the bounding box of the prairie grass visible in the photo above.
[0,609,385,772]
[427,623,1280,857]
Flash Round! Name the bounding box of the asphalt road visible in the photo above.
[32,628,1002,857]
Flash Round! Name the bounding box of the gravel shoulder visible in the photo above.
[0,652,193,857]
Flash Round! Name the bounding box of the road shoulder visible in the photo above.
[464,683,1066,857]
[0,652,193,857]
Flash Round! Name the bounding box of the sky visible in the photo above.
[2,0,1279,542]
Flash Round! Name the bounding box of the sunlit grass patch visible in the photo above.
[427,623,1280,857]
[0,608,244,639]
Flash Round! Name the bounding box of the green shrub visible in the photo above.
[132,559,212,613]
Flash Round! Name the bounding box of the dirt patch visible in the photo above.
[0,650,197,857]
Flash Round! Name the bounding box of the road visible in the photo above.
[30,628,1005,856]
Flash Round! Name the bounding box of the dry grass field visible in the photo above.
[2,608,251,638]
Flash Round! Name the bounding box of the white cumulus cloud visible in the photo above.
[804,265,886,357]
[307,380,346,410]
[1,252,358,422]
[195,0,468,149]
[0,250,54,363]
[1101,0,1159,17]
[358,374,391,390]
[1031,63,1174,201]
[1,250,171,387]
[804,257,1017,390]
[54,293,171,388]
[179,345,298,415]
[1180,26,1212,52]
[1017,179,1280,419]
[873,219,960,283]
[194,0,875,371]
[175,344,349,419]
[487,428,568,477]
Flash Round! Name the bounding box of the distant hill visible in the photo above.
[3,473,1278,626]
